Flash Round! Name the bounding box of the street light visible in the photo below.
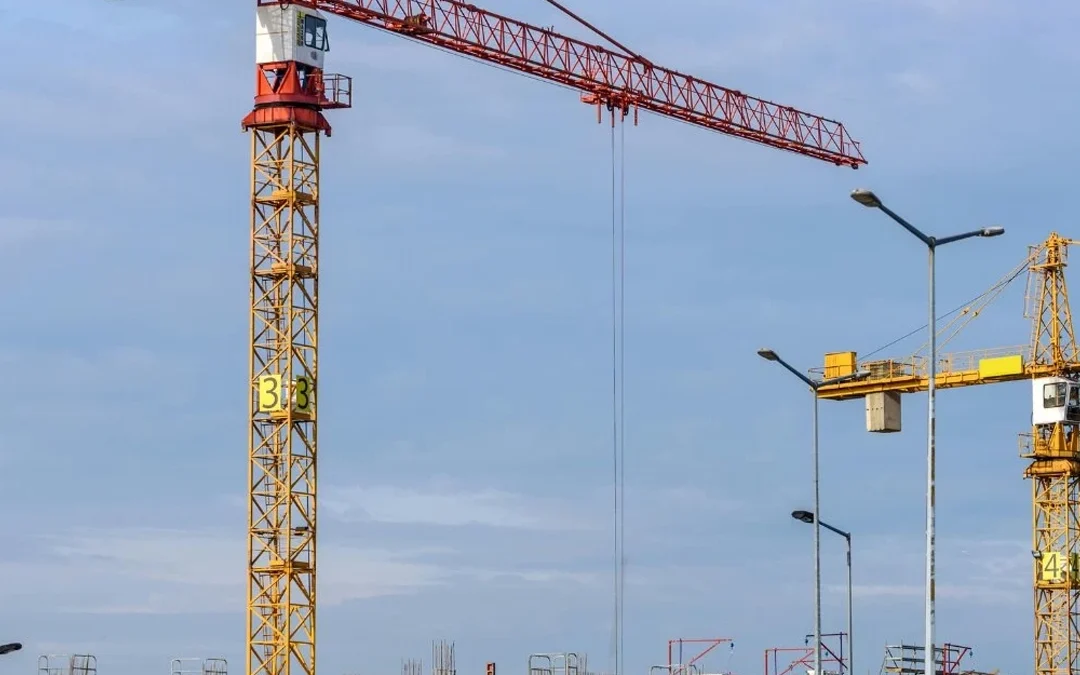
[792,511,853,675]
[0,643,22,656]
[757,348,869,675]
[849,188,1003,673]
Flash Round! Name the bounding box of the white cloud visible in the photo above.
[323,484,594,531]
[0,528,448,615]
[0,526,611,616]
[825,536,1028,606]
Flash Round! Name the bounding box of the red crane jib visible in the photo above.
[256,0,866,168]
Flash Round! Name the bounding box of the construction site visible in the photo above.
[4,2,1074,675]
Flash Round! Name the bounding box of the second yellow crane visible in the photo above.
[813,233,1080,675]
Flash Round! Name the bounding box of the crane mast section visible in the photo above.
[285,0,866,167]
[247,124,321,675]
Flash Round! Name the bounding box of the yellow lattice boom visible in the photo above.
[247,122,320,675]
[812,233,1080,675]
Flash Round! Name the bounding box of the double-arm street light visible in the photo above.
[792,510,853,675]
[757,348,869,675]
[850,188,1003,671]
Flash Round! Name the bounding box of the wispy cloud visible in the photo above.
[323,484,594,531]
[0,527,602,615]
[826,536,1028,606]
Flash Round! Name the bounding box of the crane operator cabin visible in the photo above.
[256,4,329,74]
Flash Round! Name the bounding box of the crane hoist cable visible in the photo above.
[623,128,628,675]
[609,113,628,675]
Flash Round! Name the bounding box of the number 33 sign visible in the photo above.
[257,374,314,413]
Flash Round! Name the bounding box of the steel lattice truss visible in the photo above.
[262,0,867,167]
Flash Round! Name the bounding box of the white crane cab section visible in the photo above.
[1033,376,1080,425]
[256,4,329,70]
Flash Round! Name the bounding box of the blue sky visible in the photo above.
[2,1,1078,675]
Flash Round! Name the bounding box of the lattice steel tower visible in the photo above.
[241,5,351,675]
[1023,233,1080,675]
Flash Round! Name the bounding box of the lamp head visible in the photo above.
[980,226,1005,237]
[850,188,882,208]
[0,644,21,656]
[791,510,815,524]
[757,348,779,362]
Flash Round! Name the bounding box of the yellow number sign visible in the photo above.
[1040,551,1067,582]
[257,374,314,413]
[257,375,283,412]
[293,375,313,413]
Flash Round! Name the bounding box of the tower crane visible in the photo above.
[812,233,1080,675]
[239,4,866,675]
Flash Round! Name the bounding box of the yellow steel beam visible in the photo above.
[813,347,1040,400]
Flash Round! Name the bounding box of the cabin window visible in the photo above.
[1044,382,1067,408]
[303,15,329,51]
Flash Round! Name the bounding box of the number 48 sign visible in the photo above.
[257,374,314,413]
[1039,550,1079,582]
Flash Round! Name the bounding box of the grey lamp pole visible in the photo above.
[757,348,869,675]
[849,188,1003,674]
[792,510,853,675]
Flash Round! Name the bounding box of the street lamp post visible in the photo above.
[850,188,1003,674]
[792,510,853,675]
[757,348,869,675]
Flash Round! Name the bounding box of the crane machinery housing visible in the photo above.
[239,3,867,675]
[813,233,1080,675]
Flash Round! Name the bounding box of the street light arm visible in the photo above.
[792,511,852,540]
[876,202,933,247]
[772,354,818,389]
[819,520,852,540]
[820,370,871,388]
[935,229,997,246]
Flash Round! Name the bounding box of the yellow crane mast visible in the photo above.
[812,233,1080,675]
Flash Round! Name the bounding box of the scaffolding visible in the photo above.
[171,658,228,675]
[667,637,736,675]
[651,666,700,675]
[880,643,998,675]
[764,633,847,675]
[528,652,587,675]
[402,658,423,675]
[38,655,97,675]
